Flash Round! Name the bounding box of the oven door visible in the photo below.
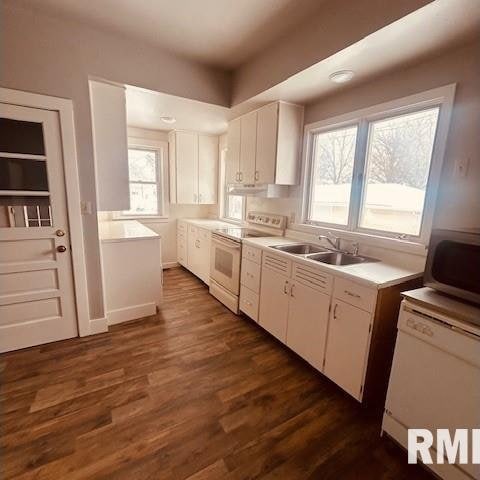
[424,229,480,305]
[210,234,242,295]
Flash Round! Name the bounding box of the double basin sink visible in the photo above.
[270,243,378,266]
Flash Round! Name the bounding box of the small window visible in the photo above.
[359,108,439,236]
[225,194,244,221]
[308,125,357,226]
[122,148,163,217]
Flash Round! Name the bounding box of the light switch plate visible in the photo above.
[81,200,92,215]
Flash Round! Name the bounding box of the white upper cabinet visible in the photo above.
[89,81,129,211]
[169,131,218,204]
[255,102,278,184]
[239,111,257,184]
[226,101,303,187]
[226,118,241,184]
[198,134,218,204]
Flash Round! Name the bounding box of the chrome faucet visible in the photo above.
[318,232,341,251]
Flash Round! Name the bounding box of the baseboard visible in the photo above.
[89,317,108,335]
[162,261,179,269]
[107,302,157,326]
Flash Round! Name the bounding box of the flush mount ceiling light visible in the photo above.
[160,116,176,124]
[329,70,355,84]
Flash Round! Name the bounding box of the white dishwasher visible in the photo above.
[382,297,480,480]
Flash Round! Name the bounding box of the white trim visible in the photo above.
[106,302,156,325]
[114,139,169,220]
[162,261,179,269]
[0,87,91,337]
[300,84,456,248]
[89,317,108,335]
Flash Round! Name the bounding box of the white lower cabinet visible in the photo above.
[179,223,211,285]
[258,251,375,402]
[286,282,330,371]
[258,265,290,343]
[324,299,372,400]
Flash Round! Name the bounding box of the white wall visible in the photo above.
[0,2,229,320]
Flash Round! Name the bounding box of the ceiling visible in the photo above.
[126,87,230,134]
[230,0,480,116]
[14,0,326,69]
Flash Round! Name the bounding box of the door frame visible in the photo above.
[0,87,90,337]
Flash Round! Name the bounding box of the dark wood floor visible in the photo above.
[0,267,433,480]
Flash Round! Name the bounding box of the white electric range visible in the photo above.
[209,212,286,313]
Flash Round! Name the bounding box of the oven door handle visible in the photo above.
[212,235,241,250]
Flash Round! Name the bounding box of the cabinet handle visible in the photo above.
[344,290,361,299]
[235,172,240,182]
[198,193,202,203]
[333,303,338,319]
[193,193,197,203]
[283,280,289,295]
[290,283,295,298]
[239,172,243,182]
[254,170,259,181]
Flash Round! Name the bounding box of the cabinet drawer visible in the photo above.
[241,258,261,293]
[292,262,332,294]
[262,252,291,277]
[239,286,259,321]
[243,245,262,264]
[188,224,197,236]
[177,239,187,264]
[333,277,377,313]
[177,221,187,232]
[177,230,186,241]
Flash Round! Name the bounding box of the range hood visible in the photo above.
[227,184,289,198]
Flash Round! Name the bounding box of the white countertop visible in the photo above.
[180,218,235,231]
[99,220,160,243]
[243,236,422,289]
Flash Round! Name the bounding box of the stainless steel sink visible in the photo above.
[307,251,378,266]
[270,243,327,255]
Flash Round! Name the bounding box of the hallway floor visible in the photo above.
[0,267,432,479]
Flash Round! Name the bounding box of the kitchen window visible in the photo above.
[220,147,245,222]
[303,85,455,245]
[121,147,164,217]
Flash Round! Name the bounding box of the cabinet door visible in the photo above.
[89,81,129,211]
[197,228,211,285]
[259,266,290,343]
[255,102,278,184]
[176,131,198,204]
[286,283,330,371]
[239,111,257,184]
[324,299,372,400]
[226,118,240,184]
[187,225,200,275]
[198,135,218,204]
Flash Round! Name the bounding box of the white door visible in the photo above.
[324,299,372,400]
[286,282,330,371]
[255,102,278,184]
[198,134,218,204]
[239,111,257,184]
[0,103,77,353]
[226,118,240,184]
[176,131,198,204]
[259,266,290,343]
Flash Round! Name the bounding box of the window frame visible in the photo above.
[219,146,246,223]
[115,143,167,220]
[301,84,456,247]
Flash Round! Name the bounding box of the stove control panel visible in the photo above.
[247,212,287,230]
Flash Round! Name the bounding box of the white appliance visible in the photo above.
[209,212,286,313]
[382,288,480,480]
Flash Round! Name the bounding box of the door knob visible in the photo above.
[56,229,65,237]
[57,245,67,253]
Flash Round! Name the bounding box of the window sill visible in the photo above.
[220,216,243,225]
[289,222,428,257]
